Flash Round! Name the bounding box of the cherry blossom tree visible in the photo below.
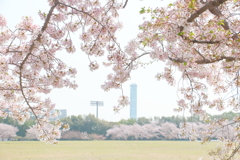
[159,122,180,140]
[124,0,239,158]
[0,0,239,158]
[61,131,89,140]
[0,0,123,144]
[26,127,89,140]
[0,123,18,141]
[179,122,208,141]
[106,124,131,140]
[25,127,38,139]
[88,133,106,140]
[106,122,179,140]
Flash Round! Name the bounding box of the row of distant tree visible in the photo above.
[0,111,238,141]
[107,120,237,141]
[0,116,35,137]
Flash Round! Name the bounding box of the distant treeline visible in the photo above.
[0,116,35,137]
[0,111,238,140]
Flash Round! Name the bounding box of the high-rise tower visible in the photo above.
[130,84,137,119]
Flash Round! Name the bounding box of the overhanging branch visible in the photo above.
[169,55,236,64]
[18,0,59,141]
[191,40,220,44]
[187,0,227,22]
[123,0,128,8]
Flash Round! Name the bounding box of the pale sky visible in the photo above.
[0,0,189,121]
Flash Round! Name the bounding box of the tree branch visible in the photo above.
[169,55,236,64]
[187,0,227,22]
[178,26,220,44]
[18,0,59,141]
[123,0,128,8]
[191,40,220,44]
[125,52,150,70]
[194,48,206,60]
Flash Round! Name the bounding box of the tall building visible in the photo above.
[130,84,137,119]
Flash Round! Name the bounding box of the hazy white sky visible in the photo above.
[0,0,188,121]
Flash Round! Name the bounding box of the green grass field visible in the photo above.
[0,141,223,160]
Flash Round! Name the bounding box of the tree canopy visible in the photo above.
[0,0,239,158]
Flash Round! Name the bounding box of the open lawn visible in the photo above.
[0,141,226,160]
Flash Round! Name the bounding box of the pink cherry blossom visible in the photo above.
[0,15,7,27]
[0,123,18,140]
[118,95,129,107]
[89,61,99,71]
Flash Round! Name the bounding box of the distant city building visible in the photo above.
[50,109,67,121]
[28,109,67,121]
[130,84,137,119]
[57,109,67,119]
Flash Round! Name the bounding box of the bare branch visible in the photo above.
[227,144,240,160]
[221,20,230,30]
[123,0,128,8]
[169,55,236,64]
[187,0,227,22]
[191,40,220,44]
[208,6,223,17]
[168,56,186,63]
[194,49,206,60]
[125,52,150,69]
